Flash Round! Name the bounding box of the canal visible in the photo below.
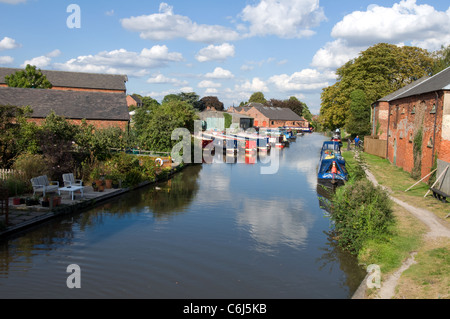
[0,133,366,299]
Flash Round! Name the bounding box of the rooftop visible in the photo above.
[0,67,128,92]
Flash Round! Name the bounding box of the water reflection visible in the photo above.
[0,134,366,298]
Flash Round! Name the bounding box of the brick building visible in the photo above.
[229,102,308,128]
[126,94,142,109]
[0,67,130,130]
[371,66,450,180]
[0,67,128,94]
[0,87,130,130]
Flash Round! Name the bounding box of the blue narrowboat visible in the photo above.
[317,141,348,187]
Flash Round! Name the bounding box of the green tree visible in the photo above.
[0,105,33,168]
[249,92,267,104]
[320,43,434,130]
[346,89,371,137]
[5,64,52,89]
[431,44,450,75]
[138,100,198,152]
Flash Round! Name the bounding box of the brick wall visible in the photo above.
[0,83,124,94]
[372,101,390,140]
[28,118,129,131]
[387,91,444,180]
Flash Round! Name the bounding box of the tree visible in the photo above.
[346,89,371,137]
[199,96,224,111]
[431,44,450,75]
[5,64,52,89]
[249,92,267,104]
[138,100,198,152]
[0,105,33,168]
[320,43,434,130]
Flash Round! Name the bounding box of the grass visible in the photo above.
[340,144,450,298]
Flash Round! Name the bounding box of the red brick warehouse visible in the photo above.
[371,66,450,180]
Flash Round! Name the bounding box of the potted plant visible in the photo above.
[42,195,50,207]
[104,175,113,189]
[52,195,61,207]
[13,197,22,205]
[97,179,105,192]
[92,181,98,192]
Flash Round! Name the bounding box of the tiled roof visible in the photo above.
[0,87,130,121]
[0,67,128,91]
[378,66,450,102]
[248,102,304,121]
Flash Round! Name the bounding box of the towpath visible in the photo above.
[352,153,450,299]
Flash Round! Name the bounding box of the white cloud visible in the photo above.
[195,43,235,62]
[0,37,21,51]
[22,49,61,68]
[53,46,183,75]
[311,39,366,69]
[269,68,337,92]
[105,10,114,16]
[121,3,239,43]
[239,0,326,38]
[205,67,234,79]
[331,0,450,50]
[0,56,13,64]
[198,80,221,88]
[146,73,188,86]
[236,77,269,93]
[0,0,26,4]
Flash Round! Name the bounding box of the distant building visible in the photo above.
[0,67,128,94]
[126,95,143,108]
[198,110,253,131]
[0,86,130,130]
[0,67,130,130]
[229,102,308,128]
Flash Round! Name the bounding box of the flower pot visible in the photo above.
[105,179,113,189]
[13,198,21,205]
[42,200,50,207]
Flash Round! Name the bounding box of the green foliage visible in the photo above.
[0,104,33,168]
[412,128,423,179]
[331,179,395,254]
[431,44,450,75]
[224,113,232,129]
[320,43,434,130]
[346,89,371,137]
[12,153,48,181]
[5,64,52,89]
[138,100,198,152]
[1,175,29,196]
[249,92,267,104]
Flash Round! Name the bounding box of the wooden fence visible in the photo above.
[0,169,15,181]
[364,136,387,159]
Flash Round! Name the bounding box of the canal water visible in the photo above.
[0,133,366,299]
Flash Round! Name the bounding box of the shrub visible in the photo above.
[13,153,48,181]
[2,175,29,196]
[331,179,395,254]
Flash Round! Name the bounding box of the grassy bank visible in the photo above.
[338,144,450,298]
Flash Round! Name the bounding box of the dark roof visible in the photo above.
[394,66,450,100]
[377,66,450,103]
[377,76,430,102]
[0,87,130,121]
[248,103,304,121]
[0,67,128,91]
[130,95,142,104]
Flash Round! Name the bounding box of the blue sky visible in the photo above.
[1,0,449,114]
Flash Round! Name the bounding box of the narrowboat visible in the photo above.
[317,141,348,187]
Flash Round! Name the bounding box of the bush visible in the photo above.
[1,175,29,196]
[331,179,395,254]
[13,153,48,181]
